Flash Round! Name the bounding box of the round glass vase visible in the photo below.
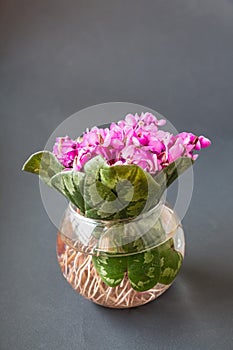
[57,201,185,309]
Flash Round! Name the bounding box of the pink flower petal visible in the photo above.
[53,111,211,173]
[199,136,211,148]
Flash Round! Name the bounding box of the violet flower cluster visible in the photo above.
[53,113,211,174]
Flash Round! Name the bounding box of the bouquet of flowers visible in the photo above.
[23,112,210,307]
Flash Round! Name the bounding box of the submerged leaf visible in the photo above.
[127,248,161,292]
[92,236,183,291]
[157,238,183,285]
[92,254,127,287]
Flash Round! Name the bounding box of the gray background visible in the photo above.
[0,1,233,349]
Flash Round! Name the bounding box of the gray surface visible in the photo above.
[0,1,233,349]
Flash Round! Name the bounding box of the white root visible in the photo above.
[57,235,169,308]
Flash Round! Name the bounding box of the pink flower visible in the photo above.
[108,124,125,149]
[176,132,211,158]
[53,137,78,167]
[73,146,95,171]
[199,136,211,148]
[124,113,139,127]
[168,138,185,163]
[82,127,108,147]
[52,112,211,174]
[141,112,166,127]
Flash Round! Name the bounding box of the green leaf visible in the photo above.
[155,157,194,189]
[158,238,183,285]
[127,248,161,292]
[98,163,153,219]
[92,236,183,291]
[83,155,106,174]
[95,208,167,258]
[83,156,117,218]
[92,247,161,292]
[22,151,64,185]
[82,158,164,220]
[137,217,166,249]
[83,156,193,219]
[99,166,117,189]
[92,254,127,287]
[102,164,148,202]
[142,171,162,211]
[50,171,85,213]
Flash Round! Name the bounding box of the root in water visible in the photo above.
[57,234,170,308]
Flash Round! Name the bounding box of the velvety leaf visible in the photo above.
[50,171,85,213]
[155,157,194,189]
[83,155,106,174]
[84,182,118,219]
[113,165,163,216]
[83,156,117,218]
[98,163,153,218]
[22,151,64,185]
[105,164,149,202]
[99,166,117,189]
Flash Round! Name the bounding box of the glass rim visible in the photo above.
[68,197,165,226]
[59,202,182,257]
